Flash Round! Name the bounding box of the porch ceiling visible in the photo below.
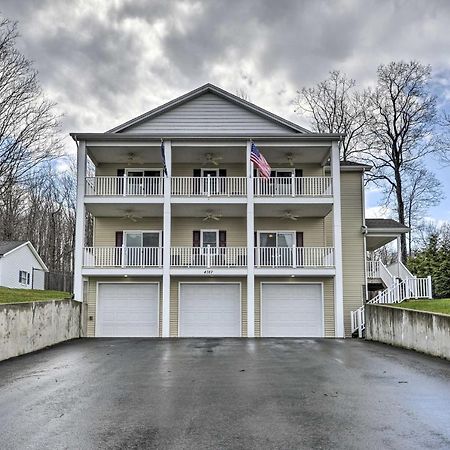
[171,203,246,217]
[366,234,400,252]
[85,203,163,217]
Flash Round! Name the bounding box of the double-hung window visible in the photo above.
[19,270,30,285]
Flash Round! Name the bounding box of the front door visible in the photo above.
[201,169,219,195]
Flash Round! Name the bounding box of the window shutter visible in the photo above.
[117,169,125,176]
[193,169,201,177]
[295,169,303,177]
[115,231,123,247]
[296,232,304,247]
[254,231,258,247]
[18,271,21,282]
[27,273,30,284]
[219,230,226,247]
[218,169,227,177]
[193,230,200,247]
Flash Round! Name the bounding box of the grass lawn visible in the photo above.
[0,287,71,304]
[391,298,450,315]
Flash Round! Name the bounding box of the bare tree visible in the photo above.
[295,70,367,160]
[362,61,438,262]
[381,165,443,254]
[0,18,62,195]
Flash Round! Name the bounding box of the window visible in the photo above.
[124,231,161,247]
[19,270,30,285]
[258,232,295,247]
[201,230,218,248]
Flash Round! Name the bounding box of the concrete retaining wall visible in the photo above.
[0,299,83,362]
[366,304,450,360]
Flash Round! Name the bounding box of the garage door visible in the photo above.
[179,283,241,337]
[97,283,159,337]
[261,283,323,337]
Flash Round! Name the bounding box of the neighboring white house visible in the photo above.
[0,241,48,290]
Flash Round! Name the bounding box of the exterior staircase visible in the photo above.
[351,260,432,338]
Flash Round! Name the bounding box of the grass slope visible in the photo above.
[391,298,450,315]
[0,287,70,304]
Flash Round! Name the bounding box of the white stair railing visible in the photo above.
[367,260,395,287]
[351,275,432,338]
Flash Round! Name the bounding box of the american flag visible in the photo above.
[160,140,168,177]
[250,142,271,178]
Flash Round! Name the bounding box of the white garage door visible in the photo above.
[97,283,159,337]
[179,283,241,337]
[261,283,323,337]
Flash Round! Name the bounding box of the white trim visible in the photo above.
[331,140,344,337]
[177,281,242,337]
[1,241,48,272]
[260,281,325,337]
[95,281,160,337]
[246,140,255,337]
[74,140,86,301]
[162,140,172,337]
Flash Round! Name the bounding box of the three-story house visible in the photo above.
[72,84,430,338]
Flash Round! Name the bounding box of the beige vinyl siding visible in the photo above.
[96,163,324,178]
[169,277,247,337]
[96,164,163,176]
[268,163,324,177]
[340,172,365,336]
[93,217,163,247]
[122,93,296,134]
[172,163,246,177]
[86,276,163,337]
[171,218,247,247]
[324,171,365,336]
[255,217,326,247]
[254,277,335,337]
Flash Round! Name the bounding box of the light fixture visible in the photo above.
[124,275,128,278]
[291,275,295,278]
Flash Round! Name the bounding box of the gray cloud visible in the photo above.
[1,0,450,147]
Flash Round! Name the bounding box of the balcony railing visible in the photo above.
[85,176,164,196]
[170,247,247,267]
[254,176,332,197]
[83,246,334,269]
[255,247,335,268]
[171,176,247,197]
[83,247,162,267]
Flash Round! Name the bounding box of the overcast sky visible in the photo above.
[1,0,450,222]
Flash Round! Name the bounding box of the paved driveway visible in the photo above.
[0,339,449,450]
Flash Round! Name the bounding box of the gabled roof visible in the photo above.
[0,241,49,271]
[0,241,27,256]
[107,83,310,134]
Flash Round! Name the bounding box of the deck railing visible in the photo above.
[170,246,247,267]
[351,276,432,337]
[255,247,335,268]
[83,247,162,267]
[171,176,247,197]
[85,176,164,196]
[254,176,332,197]
[367,260,395,287]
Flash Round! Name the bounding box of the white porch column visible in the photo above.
[246,140,255,337]
[74,140,86,302]
[396,236,401,263]
[162,140,172,337]
[331,141,344,337]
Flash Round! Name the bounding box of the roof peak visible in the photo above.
[106,83,310,134]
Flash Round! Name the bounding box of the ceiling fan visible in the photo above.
[286,152,294,167]
[120,210,143,222]
[280,211,299,221]
[202,211,223,222]
[203,153,223,166]
[126,152,143,165]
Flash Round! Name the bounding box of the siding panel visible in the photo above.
[122,93,298,134]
